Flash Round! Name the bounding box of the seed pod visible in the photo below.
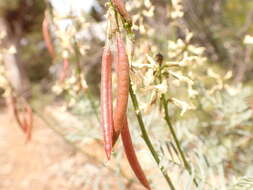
[24,104,33,141]
[121,118,151,190]
[111,0,131,23]
[11,97,33,141]
[60,58,69,82]
[113,35,129,145]
[11,97,23,129]
[42,17,55,58]
[101,46,114,160]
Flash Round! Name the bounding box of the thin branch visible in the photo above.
[161,94,198,186]
[156,56,198,186]
[129,83,176,190]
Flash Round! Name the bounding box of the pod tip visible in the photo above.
[105,144,112,160]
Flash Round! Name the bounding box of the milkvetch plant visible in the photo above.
[1,0,253,189]
[100,1,150,189]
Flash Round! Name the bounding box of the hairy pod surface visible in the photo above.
[101,46,114,160]
[113,36,130,144]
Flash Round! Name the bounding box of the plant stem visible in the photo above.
[162,95,198,186]
[162,95,190,169]
[157,58,198,186]
[110,4,175,189]
[129,83,176,190]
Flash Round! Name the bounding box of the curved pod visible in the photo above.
[113,36,130,144]
[101,46,114,160]
[42,17,55,58]
[121,118,151,190]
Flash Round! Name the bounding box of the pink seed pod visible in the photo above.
[101,46,114,160]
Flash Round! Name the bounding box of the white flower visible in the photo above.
[8,46,17,54]
[0,31,6,40]
[154,80,168,94]
[188,45,205,55]
[171,98,195,116]
[207,69,220,79]
[144,0,152,8]
[52,84,63,94]
[143,6,155,17]
[224,84,241,96]
[224,70,233,80]
[244,35,253,44]
[188,85,198,98]
[168,71,194,85]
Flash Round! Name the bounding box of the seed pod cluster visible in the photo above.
[100,35,151,189]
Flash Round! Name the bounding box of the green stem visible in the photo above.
[110,4,175,189]
[129,83,176,190]
[158,64,198,186]
[163,96,190,168]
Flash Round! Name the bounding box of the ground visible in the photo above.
[0,109,149,190]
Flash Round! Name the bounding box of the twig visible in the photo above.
[161,94,198,186]
[157,56,198,186]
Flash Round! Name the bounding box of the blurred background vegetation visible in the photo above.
[1,0,253,189]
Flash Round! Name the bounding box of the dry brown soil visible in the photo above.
[0,110,147,190]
